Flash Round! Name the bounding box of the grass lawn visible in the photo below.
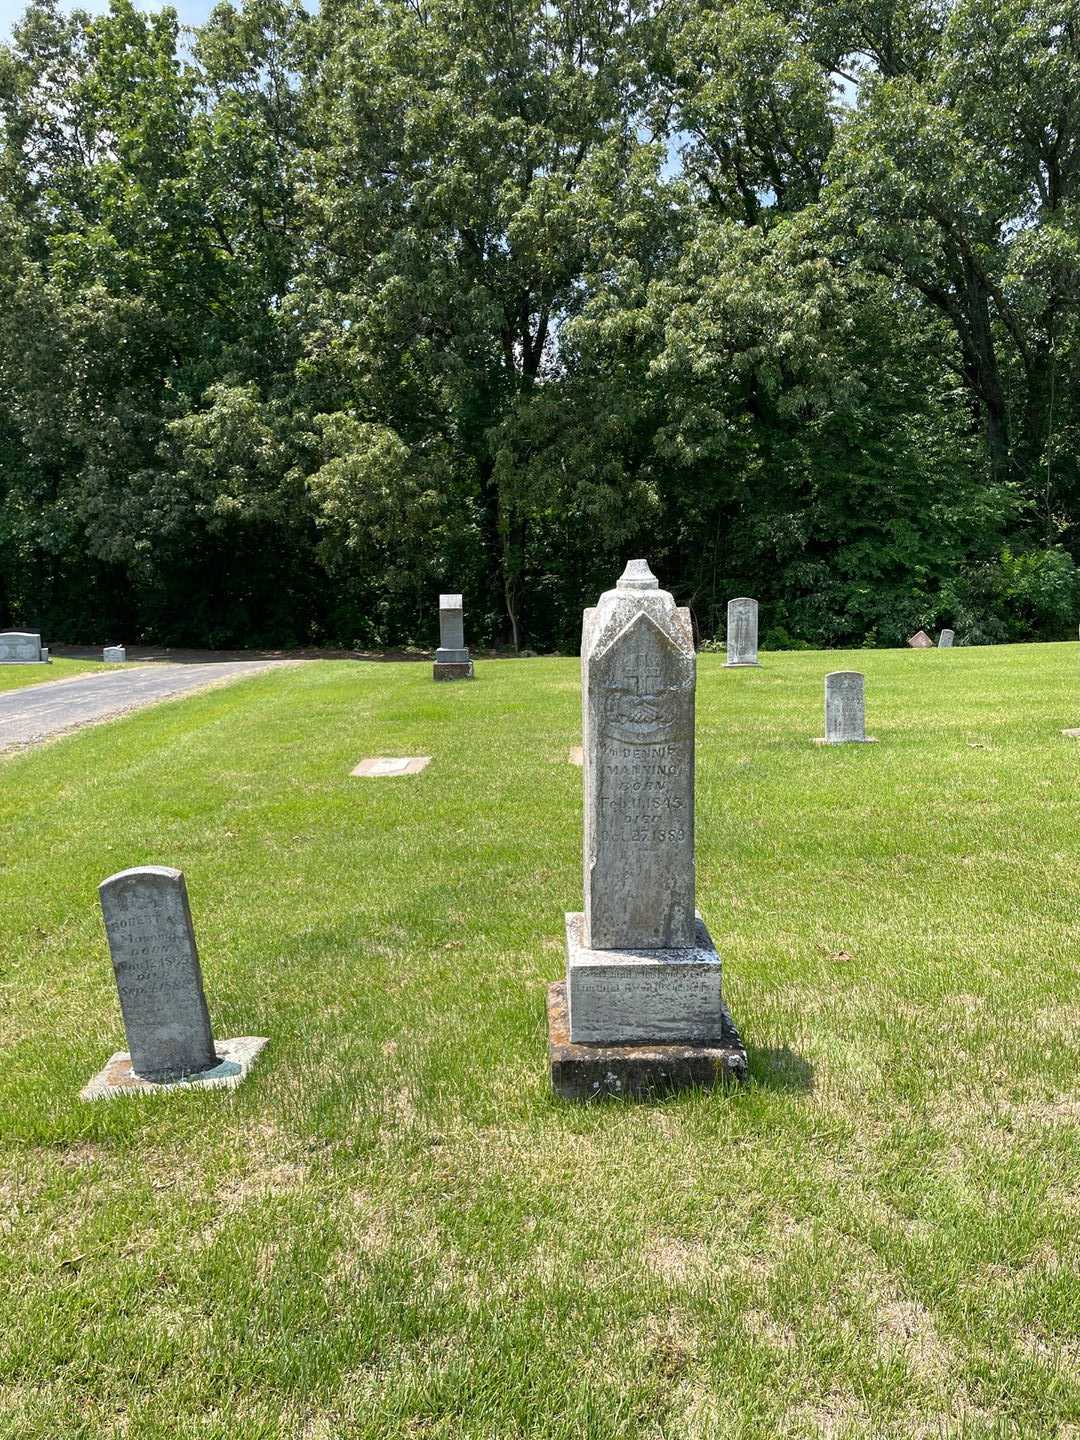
[2,645,1079,1439]
[0,657,131,693]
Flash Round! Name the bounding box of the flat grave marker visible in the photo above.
[351,756,431,776]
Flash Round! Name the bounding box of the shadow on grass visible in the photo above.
[745,1045,814,1092]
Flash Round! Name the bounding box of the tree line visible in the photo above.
[1,0,1078,651]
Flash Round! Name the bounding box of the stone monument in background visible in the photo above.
[103,645,127,662]
[907,630,933,648]
[83,866,267,1099]
[724,597,760,667]
[815,671,876,745]
[938,630,954,648]
[547,560,746,1100]
[0,631,47,664]
[433,594,474,681]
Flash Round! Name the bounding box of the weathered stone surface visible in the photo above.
[103,645,127,662]
[724,597,760,667]
[350,755,431,776]
[82,1035,267,1101]
[907,630,933,648]
[0,631,44,663]
[99,866,217,1083]
[547,982,746,1101]
[438,594,465,652]
[566,911,725,1044]
[568,745,583,766]
[554,557,743,1071]
[581,559,695,950]
[938,630,955,648]
[815,670,876,745]
[433,660,474,681]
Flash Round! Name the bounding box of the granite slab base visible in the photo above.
[722,661,761,668]
[1062,729,1080,739]
[433,661,474,681]
[547,983,746,1101]
[565,911,728,1044]
[82,1036,267,1101]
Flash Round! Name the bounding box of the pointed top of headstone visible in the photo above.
[617,559,659,592]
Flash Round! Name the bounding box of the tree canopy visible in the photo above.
[1,0,1078,650]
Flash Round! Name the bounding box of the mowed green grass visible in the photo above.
[2,646,1079,1440]
[0,657,130,692]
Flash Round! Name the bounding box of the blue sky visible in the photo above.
[0,0,216,39]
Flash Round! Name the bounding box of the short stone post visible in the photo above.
[83,866,267,1098]
[433,593,474,681]
[547,559,746,1099]
[815,671,876,745]
[724,598,760,667]
[938,630,954,648]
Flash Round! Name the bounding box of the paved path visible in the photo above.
[0,660,297,754]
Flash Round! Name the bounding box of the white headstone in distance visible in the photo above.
[0,631,44,663]
[724,598,760,667]
[938,630,954,648]
[434,592,474,678]
[103,645,127,662]
[818,671,876,744]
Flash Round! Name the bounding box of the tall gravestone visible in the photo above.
[0,631,46,664]
[547,560,746,1099]
[83,866,267,1098]
[815,671,876,745]
[938,630,954,648]
[433,593,474,681]
[724,598,760,667]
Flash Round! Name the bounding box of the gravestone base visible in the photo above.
[547,982,745,1101]
[564,911,729,1045]
[82,1035,267,1101]
[722,660,762,668]
[433,660,474,681]
[812,736,878,745]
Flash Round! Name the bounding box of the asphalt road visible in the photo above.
[0,660,296,753]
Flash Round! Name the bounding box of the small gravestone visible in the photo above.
[907,630,933,649]
[938,630,954,648]
[433,593,474,681]
[103,645,127,662]
[815,671,876,745]
[350,756,431,776]
[0,631,46,664]
[568,746,583,766]
[83,866,267,1099]
[547,559,746,1100]
[724,597,760,667]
